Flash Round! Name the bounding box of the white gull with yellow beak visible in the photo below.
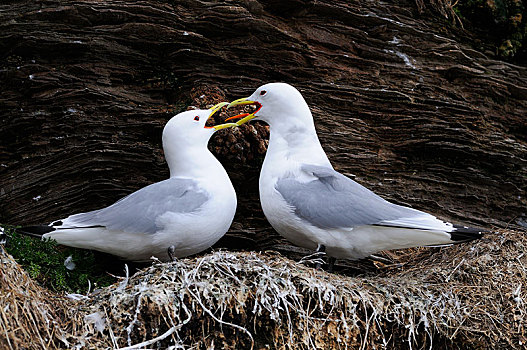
[20,103,237,262]
[223,83,484,267]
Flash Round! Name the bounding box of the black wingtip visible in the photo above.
[0,227,7,245]
[450,224,486,242]
[17,225,56,238]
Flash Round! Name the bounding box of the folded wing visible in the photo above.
[61,177,209,234]
[275,164,452,231]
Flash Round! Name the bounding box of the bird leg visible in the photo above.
[315,244,326,270]
[298,244,326,268]
[167,245,177,262]
[315,245,337,272]
[327,257,337,272]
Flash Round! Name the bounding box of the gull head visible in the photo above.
[224,83,312,128]
[162,102,234,177]
[162,102,231,148]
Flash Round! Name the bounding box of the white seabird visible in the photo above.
[223,83,484,266]
[19,103,237,262]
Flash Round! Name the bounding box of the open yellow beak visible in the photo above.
[208,102,229,118]
[227,97,256,108]
[204,102,236,130]
[212,97,261,129]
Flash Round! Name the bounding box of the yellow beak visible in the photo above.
[226,97,255,109]
[231,113,257,126]
[213,97,260,129]
[208,102,229,118]
[204,102,237,130]
[213,122,239,130]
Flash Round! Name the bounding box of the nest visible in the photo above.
[1,228,526,349]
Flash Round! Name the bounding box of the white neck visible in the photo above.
[164,141,226,180]
[262,114,331,177]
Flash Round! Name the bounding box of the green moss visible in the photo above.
[2,227,116,293]
[454,0,526,61]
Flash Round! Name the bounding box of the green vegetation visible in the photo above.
[3,227,116,293]
[454,0,526,61]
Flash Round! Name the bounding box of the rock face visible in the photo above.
[1,0,526,254]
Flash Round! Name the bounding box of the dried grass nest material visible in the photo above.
[1,228,526,349]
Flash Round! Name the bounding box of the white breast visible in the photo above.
[154,176,237,259]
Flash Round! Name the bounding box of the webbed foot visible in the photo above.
[167,245,177,262]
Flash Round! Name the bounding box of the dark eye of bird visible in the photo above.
[260,90,267,96]
[194,116,200,121]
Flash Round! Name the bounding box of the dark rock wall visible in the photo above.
[1,0,526,252]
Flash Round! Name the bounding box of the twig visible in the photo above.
[117,325,179,350]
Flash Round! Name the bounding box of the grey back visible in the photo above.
[66,178,209,234]
[275,164,423,229]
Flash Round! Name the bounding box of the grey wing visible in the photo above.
[63,178,209,234]
[275,164,425,229]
